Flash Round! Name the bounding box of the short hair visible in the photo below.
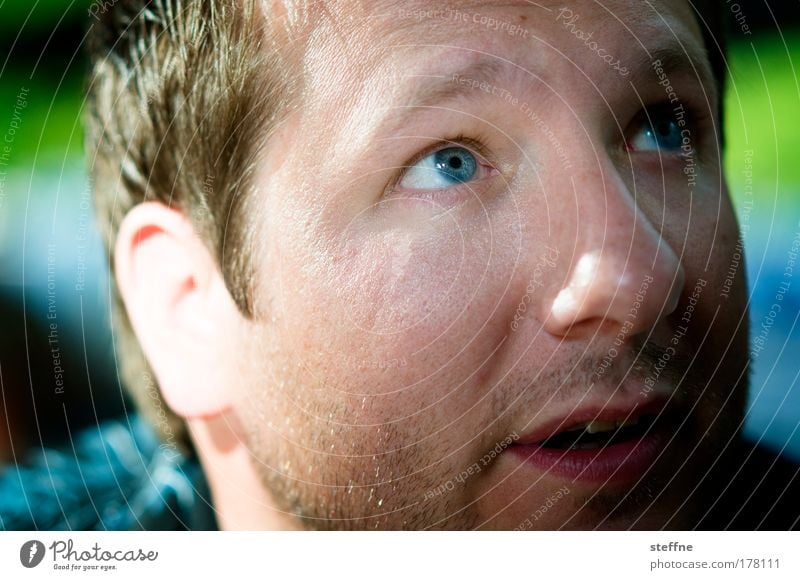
[84,1,727,451]
[84,0,300,448]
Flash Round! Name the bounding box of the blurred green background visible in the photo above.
[0,1,798,462]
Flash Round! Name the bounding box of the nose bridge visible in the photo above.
[541,162,685,338]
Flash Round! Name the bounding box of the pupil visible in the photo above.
[434,147,477,183]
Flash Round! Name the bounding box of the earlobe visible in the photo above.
[114,202,239,419]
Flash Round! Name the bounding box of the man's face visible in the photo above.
[230,0,748,529]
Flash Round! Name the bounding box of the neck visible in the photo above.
[188,414,301,530]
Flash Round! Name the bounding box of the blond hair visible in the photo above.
[84,0,297,449]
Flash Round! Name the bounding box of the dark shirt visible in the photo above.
[1,417,797,530]
[0,415,217,530]
[699,440,800,530]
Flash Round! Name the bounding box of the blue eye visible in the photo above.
[399,146,479,190]
[629,111,684,152]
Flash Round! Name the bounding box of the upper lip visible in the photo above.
[513,393,674,446]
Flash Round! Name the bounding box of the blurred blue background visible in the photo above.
[0,1,798,464]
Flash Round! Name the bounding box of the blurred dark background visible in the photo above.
[0,0,798,465]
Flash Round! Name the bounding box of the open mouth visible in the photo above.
[538,415,657,450]
[509,401,677,484]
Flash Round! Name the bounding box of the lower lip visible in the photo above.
[508,429,668,484]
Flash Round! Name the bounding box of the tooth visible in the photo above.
[617,417,640,429]
[584,420,617,434]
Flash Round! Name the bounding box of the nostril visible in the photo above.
[551,317,616,339]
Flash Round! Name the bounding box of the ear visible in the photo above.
[114,202,241,419]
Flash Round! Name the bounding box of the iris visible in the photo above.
[399,146,479,189]
[432,147,478,183]
[630,111,684,152]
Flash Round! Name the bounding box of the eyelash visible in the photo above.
[631,101,712,150]
[389,99,713,194]
[390,132,496,190]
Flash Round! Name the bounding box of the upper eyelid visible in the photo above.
[630,102,711,144]
[392,97,713,185]
[400,136,493,171]
[390,138,498,195]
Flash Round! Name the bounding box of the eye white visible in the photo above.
[398,146,479,190]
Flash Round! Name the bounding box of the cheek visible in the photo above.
[696,190,749,332]
[272,199,525,424]
[337,209,472,337]
[239,200,524,500]
[660,180,749,376]
[639,167,739,297]
[677,182,744,303]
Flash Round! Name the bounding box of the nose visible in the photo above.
[542,174,685,338]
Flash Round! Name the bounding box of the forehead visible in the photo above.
[285,0,708,162]
[297,0,704,83]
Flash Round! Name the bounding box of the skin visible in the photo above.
[117,0,750,530]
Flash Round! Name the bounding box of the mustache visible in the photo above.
[638,339,697,382]
[571,336,702,393]
[496,336,708,421]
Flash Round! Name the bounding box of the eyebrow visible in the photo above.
[390,42,715,124]
[628,45,716,94]
[361,38,718,162]
[405,58,519,111]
